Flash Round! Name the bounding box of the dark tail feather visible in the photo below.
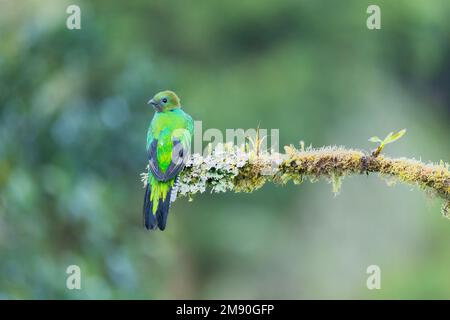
[143,184,156,230]
[156,187,172,231]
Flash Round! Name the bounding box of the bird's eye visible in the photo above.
[162,98,168,103]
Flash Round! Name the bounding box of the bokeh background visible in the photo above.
[1,0,449,299]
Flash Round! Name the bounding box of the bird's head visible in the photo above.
[148,90,181,112]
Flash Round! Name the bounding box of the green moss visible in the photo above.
[331,173,342,195]
[233,163,267,193]
[442,201,450,219]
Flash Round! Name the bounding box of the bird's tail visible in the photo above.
[143,179,173,231]
[143,183,156,230]
[156,187,172,231]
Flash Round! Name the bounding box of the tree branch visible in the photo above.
[141,143,450,218]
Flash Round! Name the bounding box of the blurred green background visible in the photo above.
[1,0,450,299]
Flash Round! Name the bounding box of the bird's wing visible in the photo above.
[148,126,191,182]
[148,139,189,182]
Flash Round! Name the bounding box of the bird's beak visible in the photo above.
[148,99,161,112]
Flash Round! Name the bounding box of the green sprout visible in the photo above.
[369,129,407,157]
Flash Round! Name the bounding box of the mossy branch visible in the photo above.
[141,142,450,218]
[279,146,450,217]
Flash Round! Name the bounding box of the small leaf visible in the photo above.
[385,132,394,140]
[384,129,407,145]
[369,136,382,143]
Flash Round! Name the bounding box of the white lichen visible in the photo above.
[142,142,284,202]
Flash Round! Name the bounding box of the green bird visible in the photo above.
[143,90,194,230]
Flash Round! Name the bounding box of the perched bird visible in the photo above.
[143,90,194,230]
